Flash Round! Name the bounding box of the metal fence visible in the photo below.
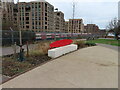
[1,30,35,46]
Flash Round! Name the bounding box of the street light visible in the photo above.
[10,27,17,58]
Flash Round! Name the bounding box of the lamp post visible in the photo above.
[18,23,24,61]
[18,25,25,61]
[10,27,17,58]
[10,27,14,45]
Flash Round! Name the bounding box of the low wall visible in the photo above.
[48,44,78,58]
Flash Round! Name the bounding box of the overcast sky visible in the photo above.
[18,0,119,29]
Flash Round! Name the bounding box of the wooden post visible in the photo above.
[13,42,17,59]
[26,41,29,57]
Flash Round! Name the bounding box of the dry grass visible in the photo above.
[25,41,53,57]
[73,40,86,48]
[2,41,54,77]
[2,57,33,77]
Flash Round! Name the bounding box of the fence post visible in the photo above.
[26,41,29,57]
[13,42,17,59]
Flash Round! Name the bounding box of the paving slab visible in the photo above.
[2,46,118,88]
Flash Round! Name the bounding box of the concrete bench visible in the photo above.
[48,44,78,58]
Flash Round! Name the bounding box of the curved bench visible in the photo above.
[48,44,78,58]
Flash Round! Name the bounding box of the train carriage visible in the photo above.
[35,32,95,41]
[35,33,46,40]
[46,33,52,40]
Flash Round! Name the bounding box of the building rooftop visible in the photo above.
[69,19,82,20]
[17,0,47,3]
[31,0,46,2]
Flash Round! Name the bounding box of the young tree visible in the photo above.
[2,20,18,30]
[107,18,120,40]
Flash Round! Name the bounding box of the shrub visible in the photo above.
[85,42,96,46]
[74,40,86,48]
[28,50,44,57]
[2,57,32,76]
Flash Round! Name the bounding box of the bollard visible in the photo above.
[18,45,25,62]
[19,48,25,62]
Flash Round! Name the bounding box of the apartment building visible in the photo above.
[65,21,69,33]
[0,0,2,19]
[67,19,84,33]
[17,1,54,32]
[2,0,55,32]
[54,11,65,33]
[0,0,2,30]
[84,24,99,33]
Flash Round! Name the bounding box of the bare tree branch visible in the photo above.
[107,18,120,40]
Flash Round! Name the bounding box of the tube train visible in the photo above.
[2,29,101,46]
[35,32,94,40]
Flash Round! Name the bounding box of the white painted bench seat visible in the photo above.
[48,44,78,58]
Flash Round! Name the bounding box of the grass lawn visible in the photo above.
[86,39,120,46]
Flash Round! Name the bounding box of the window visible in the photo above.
[45,22,47,24]
[22,13,24,16]
[26,26,29,28]
[26,22,29,24]
[45,17,47,20]
[32,4,34,8]
[14,13,17,16]
[57,13,60,16]
[26,13,29,16]
[32,22,34,25]
[25,5,31,12]
[14,18,17,20]
[32,26,34,29]
[26,17,29,20]
[45,26,47,29]
[45,13,47,16]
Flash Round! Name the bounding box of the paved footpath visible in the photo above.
[1,44,38,56]
[97,43,120,52]
[2,46,118,88]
